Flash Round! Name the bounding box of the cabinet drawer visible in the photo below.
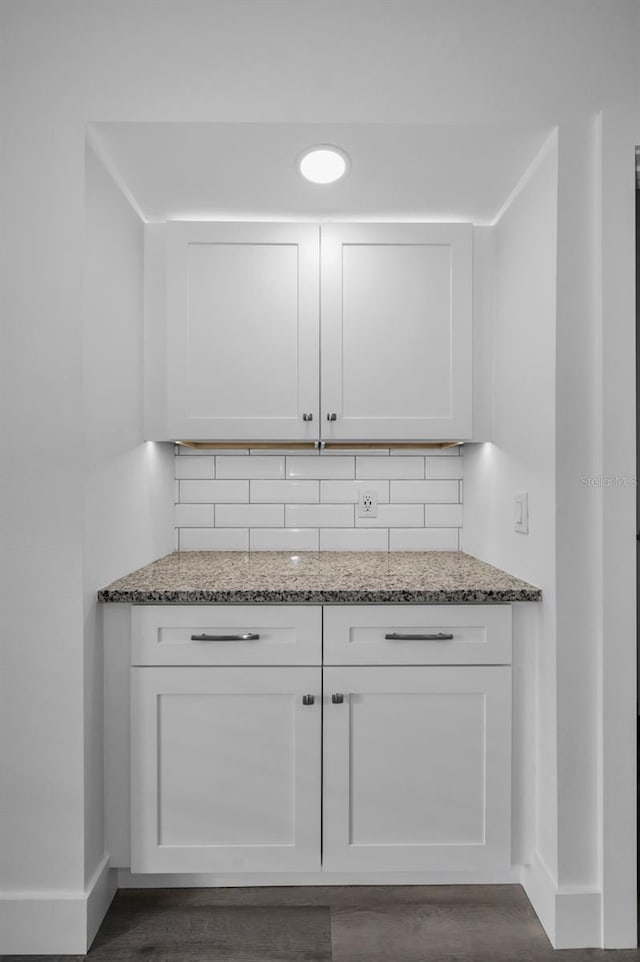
[132,605,321,666]
[323,605,511,665]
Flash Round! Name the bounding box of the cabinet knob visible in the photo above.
[326,412,337,422]
[302,694,315,706]
[302,413,313,422]
[331,692,344,704]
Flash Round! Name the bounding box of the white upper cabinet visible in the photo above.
[321,224,472,440]
[155,221,472,441]
[165,222,320,440]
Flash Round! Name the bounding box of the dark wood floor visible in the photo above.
[4,885,640,961]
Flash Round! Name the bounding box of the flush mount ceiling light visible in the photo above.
[297,145,350,184]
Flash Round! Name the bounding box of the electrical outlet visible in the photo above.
[358,489,378,518]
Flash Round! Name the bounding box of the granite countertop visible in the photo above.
[97,551,541,604]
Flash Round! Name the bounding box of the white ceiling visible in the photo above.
[90,122,550,225]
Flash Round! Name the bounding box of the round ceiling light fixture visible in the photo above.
[297,145,350,184]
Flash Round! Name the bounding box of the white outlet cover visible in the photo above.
[358,488,378,518]
[514,491,529,534]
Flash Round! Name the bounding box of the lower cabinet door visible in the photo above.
[322,666,511,873]
[131,666,321,873]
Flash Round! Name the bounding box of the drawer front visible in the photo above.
[323,605,511,665]
[132,605,322,666]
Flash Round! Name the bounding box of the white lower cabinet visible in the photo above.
[126,604,512,878]
[322,666,511,872]
[131,666,321,873]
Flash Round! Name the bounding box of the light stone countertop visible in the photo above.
[97,551,541,604]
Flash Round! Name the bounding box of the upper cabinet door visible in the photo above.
[320,224,472,440]
[165,223,319,440]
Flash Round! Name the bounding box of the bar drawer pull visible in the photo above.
[190,632,260,642]
[384,632,454,641]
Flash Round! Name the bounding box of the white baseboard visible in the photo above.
[0,855,117,955]
[521,854,602,948]
[87,855,118,947]
[520,855,556,944]
[2,855,606,953]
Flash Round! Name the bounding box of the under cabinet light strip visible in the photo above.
[174,440,464,450]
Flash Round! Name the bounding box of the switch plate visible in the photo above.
[514,492,529,534]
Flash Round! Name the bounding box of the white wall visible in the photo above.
[82,142,174,884]
[594,108,637,944]
[464,116,638,948]
[463,135,559,878]
[0,0,637,952]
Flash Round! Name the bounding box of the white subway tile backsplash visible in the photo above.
[249,528,319,551]
[320,480,390,503]
[174,456,215,479]
[179,528,249,551]
[180,480,249,503]
[320,529,389,551]
[287,456,354,480]
[286,504,354,528]
[216,504,284,527]
[174,451,464,552]
[356,504,424,528]
[251,480,319,503]
[356,456,424,479]
[389,528,460,551]
[426,504,464,527]
[216,456,284,479]
[175,503,214,527]
[425,457,464,479]
[391,480,459,503]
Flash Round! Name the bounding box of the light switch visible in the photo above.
[514,492,529,534]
